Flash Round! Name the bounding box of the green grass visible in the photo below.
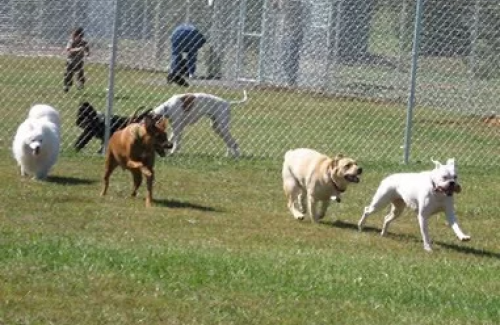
[1,151,499,325]
[0,54,499,324]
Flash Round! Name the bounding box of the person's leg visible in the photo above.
[169,35,184,80]
[63,60,75,91]
[186,50,198,77]
[76,61,85,90]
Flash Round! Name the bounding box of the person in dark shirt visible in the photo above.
[64,27,90,92]
[168,24,206,86]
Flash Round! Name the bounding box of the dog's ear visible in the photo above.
[331,154,344,168]
[128,107,145,124]
[155,117,167,131]
[446,158,455,166]
[431,158,442,169]
[137,108,153,120]
[143,115,155,134]
[180,94,196,112]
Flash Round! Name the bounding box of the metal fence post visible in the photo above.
[104,0,120,154]
[403,0,424,164]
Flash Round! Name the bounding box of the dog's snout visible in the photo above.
[164,141,174,150]
[357,167,363,175]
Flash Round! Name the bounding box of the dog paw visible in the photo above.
[293,214,305,221]
[423,244,433,252]
[459,235,471,242]
[331,196,341,203]
[140,168,152,177]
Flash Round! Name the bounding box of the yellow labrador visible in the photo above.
[282,148,362,222]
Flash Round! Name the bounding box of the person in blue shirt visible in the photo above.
[168,23,206,86]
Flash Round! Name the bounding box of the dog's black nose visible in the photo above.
[357,167,363,175]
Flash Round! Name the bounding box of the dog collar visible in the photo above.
[431,180,450,195]
[329,172,346,193]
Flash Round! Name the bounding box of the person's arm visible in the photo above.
[84,41,90,56]
[66,41,81,54]
[66,40,85,54]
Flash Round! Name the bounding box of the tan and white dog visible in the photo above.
[358,158,470,251]
[152,90,248,157]
[282,148,362,223]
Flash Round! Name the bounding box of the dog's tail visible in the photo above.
[128,106,153,125]
[228,90,248,105]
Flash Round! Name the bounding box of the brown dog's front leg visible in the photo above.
[126,160,144,170]
[131,170,143,197]
[145,171,154,207]
[126,160,153,177]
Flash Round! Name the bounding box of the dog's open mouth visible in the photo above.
[437,185,460,196]
[344,175,360,183]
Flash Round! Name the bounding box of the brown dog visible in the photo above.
[101,116,172,207]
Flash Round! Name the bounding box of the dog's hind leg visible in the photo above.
[307,195,320,223]
[297,191,307,214]
[283,179,305,220]
[358,187,394,231]
[130,169,143,197]
[211,116,240,158]
[381,199,405,237]
[101,154,118,196]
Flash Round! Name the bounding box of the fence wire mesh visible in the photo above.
[0,0,498,164]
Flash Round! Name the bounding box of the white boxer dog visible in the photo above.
[282,148,362,223]
[358,158,470,251]
[152,90,248,157]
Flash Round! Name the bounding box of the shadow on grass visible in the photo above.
[436,241,500,259]
[329,220,379,234]
[47,175,97,185]
[331,220,500,259]
[154,198,221,212]
[331,219,423,243]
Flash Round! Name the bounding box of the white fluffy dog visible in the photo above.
[358,158,470,251]
[12,104,61,180]
[152,90,248,157]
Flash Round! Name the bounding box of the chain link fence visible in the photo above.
[0,0,498,164]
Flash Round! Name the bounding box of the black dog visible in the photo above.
[75,102,152,153]
[167,57,189,87]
